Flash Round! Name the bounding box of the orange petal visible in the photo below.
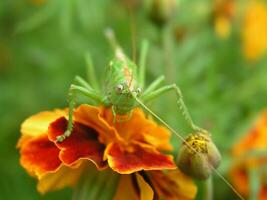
[229,166,249,196]
[19,134,62,178]
[18,109,66,148]
[233,111,267,156]
[106,142,176,174]
[37,162,85,194]
[48,117,107,169]
[102,108,172,151]
[148,170,197,200]
[260,186,267,200]
[74,105,121,144]
[242,1,267,60]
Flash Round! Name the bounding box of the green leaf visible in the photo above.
[59,0,73,37]
[15,0,58,33]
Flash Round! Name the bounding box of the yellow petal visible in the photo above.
[215,16,231,39]
[242,1,267,60]
[21,110,66,137]
[37,162,84,194]
[136,173,154,200]
[18,109,66,148]
[149,169,197,200]
[113,175,139,200]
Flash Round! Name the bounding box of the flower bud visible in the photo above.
[119,0,140,10]
[146,0,177,26]
[177,133,221,179]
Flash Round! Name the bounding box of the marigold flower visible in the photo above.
[18,105,197,199]
[146,0,177,26]
[242,1,267,61]
[230,110,267,199]
[213,0,235,39]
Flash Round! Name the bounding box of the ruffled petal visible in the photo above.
[18,109,66,147]
[37,162,85,194]
[102,108,172,151]
[74,105,121,144]
[148,170,197,200]
[48,117,107,169]
[19,134,62,178]
[106,142,176,174]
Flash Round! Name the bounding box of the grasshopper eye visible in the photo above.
[116,84,124,93]
[136,87,142,94]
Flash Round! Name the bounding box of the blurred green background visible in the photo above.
[0,0,267,199]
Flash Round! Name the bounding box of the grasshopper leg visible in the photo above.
[141,83,206,133]
[142,75,165,96]
[56,84,102,143]
[74,75,93,90]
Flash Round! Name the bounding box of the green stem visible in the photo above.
[161,24,175,83]
[203,176,213,200]
[249,167,260,200]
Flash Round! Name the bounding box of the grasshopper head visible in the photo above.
[111,82,142,115]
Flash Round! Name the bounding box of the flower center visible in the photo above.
[186,134,209,155]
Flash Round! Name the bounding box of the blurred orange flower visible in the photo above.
[213,0,235,39]
[230,110,267,199]
[242,1,267,61]
[29,0,46,6]
[17,105,197,199]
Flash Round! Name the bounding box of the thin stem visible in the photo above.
[161,24,175,83]
[249,167,260,200]
[203,176,213,200]
[85,53,100,91]
[138,40,149,88]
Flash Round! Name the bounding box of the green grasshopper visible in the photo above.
[55,29,245,200]
[56,29,203,142]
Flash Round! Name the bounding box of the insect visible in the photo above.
[56,28,202,143]
[55,29,245,200]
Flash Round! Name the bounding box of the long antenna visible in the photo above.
[134,96,245,200]
[104,28,125,61]
[105,28,136,91]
